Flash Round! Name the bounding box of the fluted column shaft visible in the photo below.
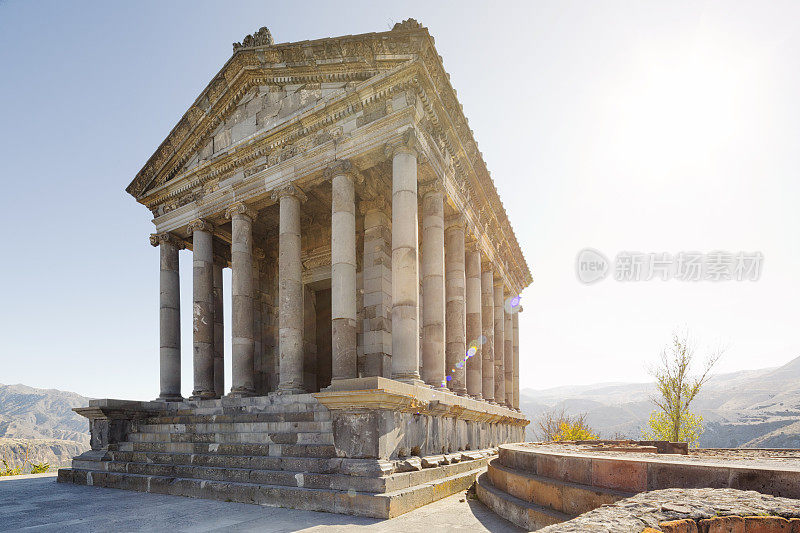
[445,217,467,395]
[276,185,306,393]
[481,269,495,402]
[513,309,521,410]
[493,281,506,405]
[390,144,421,383]
[153,234,183,402]
[465,246,482,398]
[504,294,514,408]
[189,222,215,399]
[421,186,445,388]
[331,167,358,381]
[212,258,225,398]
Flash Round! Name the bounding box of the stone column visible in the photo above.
[329,161,358,382]
[388,133,421,384]
[225,203,256,397]
[493,279,506,405]
[445,215,467,395]
[420,179,446,388]
[513,307,521,410]
[504,291,514,409]
[481,267,495,402]
[212,256,225,398]
[273,183,307,393]
[188,220,215,400]
[151,233,183,402]
[360,196,392,377]
[465,243,482,398]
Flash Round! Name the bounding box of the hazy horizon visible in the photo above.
[2,1,799,400]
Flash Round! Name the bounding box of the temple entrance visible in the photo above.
[302,282,332,393]
[314,288,332,391]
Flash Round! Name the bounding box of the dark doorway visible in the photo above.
[314,288,332,391]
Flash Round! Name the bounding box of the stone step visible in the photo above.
[132,420,332,434]
[126,430,333,445]
[57,469,377,516]
[105,450,383,477]
[70,460,387,492]
[116,441,338,458]
[139,411,329,425]
[487,458,632,516]
[58,461,489,519]
[475,471,574,531]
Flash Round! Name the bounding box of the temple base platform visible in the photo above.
[58,378,528,518]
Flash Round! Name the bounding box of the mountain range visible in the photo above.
[0,383,90,468]
[519,355,800,448]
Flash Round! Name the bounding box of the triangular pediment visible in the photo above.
[126,22,429,199]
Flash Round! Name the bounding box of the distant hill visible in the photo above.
[520,356,800,448]
[0,383,90,468]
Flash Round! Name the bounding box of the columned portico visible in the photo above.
[493,280,506,405]
[445,215,467,395]
[227,202,257,397]
[274,183,307,394]
[151,232,183,402]
[188,220,216,400]
[328,161,358,382]
[420,179,446,388]
[465,243,482,398]
[388,134,422,384]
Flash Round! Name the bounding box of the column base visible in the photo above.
[155,394,184,402]
[391,373,424,386]
[226,388,256,398]
[190,390,216,400]
[276,387,307,395]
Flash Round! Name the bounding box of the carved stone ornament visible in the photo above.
[418,177,444,197]
[233,27,274,51]
[444,213,466,231]
[224,201,257,220]
[392,18,424,31]
[270,182,307,203]
[149,232,185,249]
[187,219,214,235]
[384,128,421,159]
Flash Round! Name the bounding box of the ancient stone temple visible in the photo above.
[59,20,532,518]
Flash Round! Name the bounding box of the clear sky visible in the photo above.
[1,1,798,400]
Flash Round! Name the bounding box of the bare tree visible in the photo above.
[646,329,724,444]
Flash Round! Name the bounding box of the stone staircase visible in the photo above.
[58,394,493,518]
[476,445,633,530]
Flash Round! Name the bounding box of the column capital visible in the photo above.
[150,232,185,249]
[444,213,466,232]
[418,177,444,198]
[384,128,421,159]
[187,219,214,235]
[225,201,257,221]
[465,237,482,254]
[271,182,307,203]
[324,159,364,184]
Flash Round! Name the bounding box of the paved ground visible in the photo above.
[0,474,522,532]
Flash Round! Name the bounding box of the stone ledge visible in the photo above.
[314,376,528,426]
